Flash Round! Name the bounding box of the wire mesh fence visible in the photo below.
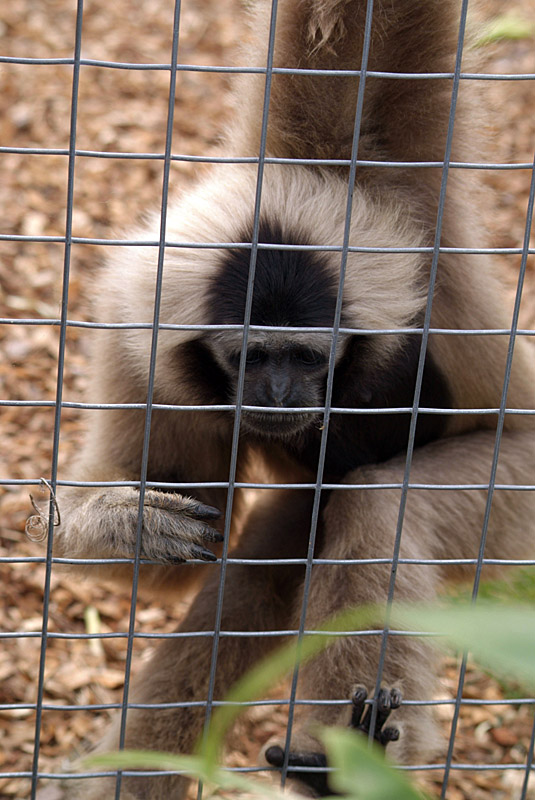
[1,0,534,799]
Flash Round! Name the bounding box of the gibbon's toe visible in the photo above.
[349,685,402,744]
[264,744,330,797]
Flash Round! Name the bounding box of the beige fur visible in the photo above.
[51,1,535,797]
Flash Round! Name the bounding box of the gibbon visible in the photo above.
[51,0,535,797]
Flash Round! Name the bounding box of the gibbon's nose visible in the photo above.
[265,373,292,407]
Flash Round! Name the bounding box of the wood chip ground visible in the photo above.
[1,1,534,798]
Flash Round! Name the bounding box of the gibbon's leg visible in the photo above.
[66,490,313,800]
[264,428,535,794]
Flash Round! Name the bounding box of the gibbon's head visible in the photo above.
[191,167,426,441]
[111,166,427,437]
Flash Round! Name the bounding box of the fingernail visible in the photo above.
[198,504,221,519]
[200,548,218,562]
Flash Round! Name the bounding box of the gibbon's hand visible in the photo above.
[84,487,223,564]
[264,687,402,797]
[133,489,223,563]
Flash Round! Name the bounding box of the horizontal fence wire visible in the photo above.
[1,234,534,254]
[3,696,535,711]
[1,53,535,79]
[1,319,535,334]
[2,761,532,781]
[2,0,534,796]
[1,146,534,169]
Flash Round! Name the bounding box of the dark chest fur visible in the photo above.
[179,334,450,482]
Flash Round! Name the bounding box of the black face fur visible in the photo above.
[206,220,341,437]
[223,341,331,437]
[207,221,340,328]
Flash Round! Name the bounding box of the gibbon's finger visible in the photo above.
[140,491,221,522]
[379,726,400,746]
[200,527,225,543]
[389,687,402,710]
[359,687,402,742]
[265,746,327,769]
[349,685,368,728]
[189,545,218,562]
[166,516,222,545]
[359,688,389,739]
[186,501,222,521]
[148,544,218,564]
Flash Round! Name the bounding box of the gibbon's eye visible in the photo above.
[227,348,266,368]
[293,348,328,367]
[227,351,242,369]
[246,347,266,365]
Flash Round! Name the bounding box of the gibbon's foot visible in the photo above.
[94,487,223,564]
[264,687,402,797]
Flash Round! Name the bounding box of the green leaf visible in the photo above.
[393,604,535,690]
[478,13,535,45]
[86,750,283,798]
[322,728,429,800]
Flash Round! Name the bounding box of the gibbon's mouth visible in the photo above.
[241,410,317,438]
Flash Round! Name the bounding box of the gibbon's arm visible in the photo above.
[52,323,237,587]
[232,0,472,168]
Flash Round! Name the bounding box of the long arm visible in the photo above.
[233,0,473,170]
[52,348,234,587]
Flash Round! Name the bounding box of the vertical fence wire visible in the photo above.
[28,2,84,797]
[195,3,280,798]
[367,0,470,744]
[112,3,183,797]
[278,0,375,786]
[440,144,535,799]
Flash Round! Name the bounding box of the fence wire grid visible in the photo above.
[1,0,534,799]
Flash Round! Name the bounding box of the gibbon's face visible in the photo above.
[218,336,333,438]
[206,221,345,439]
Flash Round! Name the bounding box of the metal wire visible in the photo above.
[440,115,535,800]
[110,2,183,797]
[368,0,471,746]
[1,143,534,170]
[1,52,535,80]
[1,231,534,255]
[3,0,535,797]
[279,0,376,785]
[27,2,84,797]
[195,3,281,797]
